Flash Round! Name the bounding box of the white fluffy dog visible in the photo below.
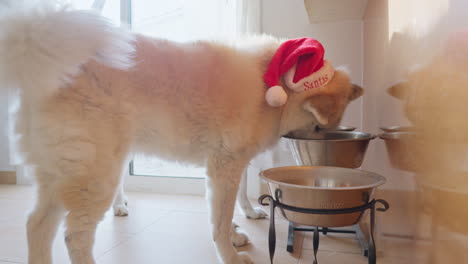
[0,3,363,264]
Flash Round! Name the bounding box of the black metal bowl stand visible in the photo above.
[287,223,371,255]
[258,189,389,264]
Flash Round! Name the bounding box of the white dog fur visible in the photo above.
[0,3,363,264]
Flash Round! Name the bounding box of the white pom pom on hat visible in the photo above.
[265,85,288,107]
[263,38,335,107]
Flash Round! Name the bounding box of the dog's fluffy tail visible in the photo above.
[0,2,135,98]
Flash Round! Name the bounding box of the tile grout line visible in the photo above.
[96,209,234,259]
[96,233,137,261]
[297,233,305,264]
[97,210,174,259]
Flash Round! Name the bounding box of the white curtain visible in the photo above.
[213,0,261,40]
[235,0,262,35]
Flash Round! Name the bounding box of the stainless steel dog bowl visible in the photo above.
[379,132,420,171]
[380,126,414,133]
[260,166,386,227]
[328,125,356,131]
[381,131,468,172]
[284,131,376,168]
[296,125,356,133]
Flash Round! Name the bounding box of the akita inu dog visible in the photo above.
[0,3,362,264]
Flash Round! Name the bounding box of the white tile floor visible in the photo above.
[0,185,411,264]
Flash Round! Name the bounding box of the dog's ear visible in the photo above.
[303,95,335,125]
[388,81,408,99]
[349,84,364,101]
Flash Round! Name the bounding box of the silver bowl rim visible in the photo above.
[379,131,417,140]
[326,125,356,131]
[283,131,377,142]
[379,125,414,133]
[260,166,387,191]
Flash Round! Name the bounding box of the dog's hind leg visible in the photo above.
[206,153,254,264]
[42,119,131,264]
[61,145,128,264]
[63,185,117,264]
[236,171,267,219]
[27,171,65,264]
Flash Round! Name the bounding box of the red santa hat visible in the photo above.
[263,38,335,107]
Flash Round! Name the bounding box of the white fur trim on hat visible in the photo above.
[284,60,335,92]
[265,85,288,107]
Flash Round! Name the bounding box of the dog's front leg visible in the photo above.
[206,153,254,264]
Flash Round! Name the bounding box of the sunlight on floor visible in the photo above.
[0,185,412,264]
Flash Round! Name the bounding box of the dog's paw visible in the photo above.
[232,228,250,247]
[113,204,129,217]
[226,252,254,264]
[245,207,267,219]
[238,252,254,264]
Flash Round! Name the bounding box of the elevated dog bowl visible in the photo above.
[260,166,386,227]
[284,131,376,168]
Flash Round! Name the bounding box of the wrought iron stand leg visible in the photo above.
[368,205,377,264]
[267,199,277,264]
[287,222,295,253]
[313,226,320,264]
